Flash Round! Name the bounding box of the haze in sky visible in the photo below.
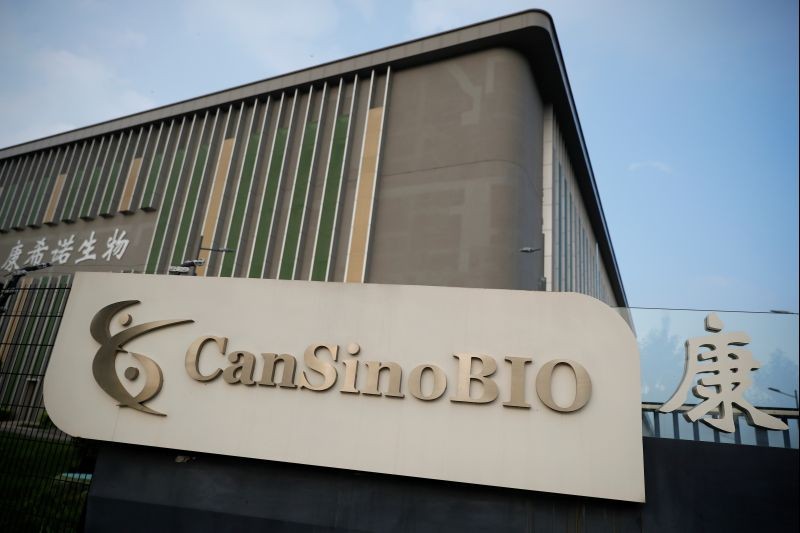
[1,0,797,313]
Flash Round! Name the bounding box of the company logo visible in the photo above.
[89,302,594,418]
[91,300,192,416]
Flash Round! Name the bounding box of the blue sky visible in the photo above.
[1,0,797,312]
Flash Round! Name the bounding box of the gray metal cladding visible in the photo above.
[0,70,391,282]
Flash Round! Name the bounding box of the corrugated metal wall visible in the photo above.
[0,68,391,282]
[0,69,390,530]
[542,106,616,306]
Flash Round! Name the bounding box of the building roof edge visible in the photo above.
[0,9,628,306]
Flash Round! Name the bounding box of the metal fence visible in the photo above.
[0,276,95,532]
[642,402,799,448]
[0,276,797,531]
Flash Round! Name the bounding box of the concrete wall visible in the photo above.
[370,48,544,290]
[543,106,617,305]
[84,438,799,532]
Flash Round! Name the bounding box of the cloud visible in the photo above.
[698,275,736,288]
[409,0,533,35]
[0,48,155,148]
[344,0,377,19]
[37,49,107,84]
[183,0,346,74]
[114,29,148,49]
[33,48,154,117]
[627,160,673,174]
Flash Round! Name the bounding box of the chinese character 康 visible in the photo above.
[2,240,24,272]
[660,313,788,433]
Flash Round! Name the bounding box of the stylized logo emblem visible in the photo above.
[91,300,193,416]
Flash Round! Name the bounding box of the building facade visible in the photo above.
[1,10,796,533]
[0,11,626,430]
[0,11,623,303]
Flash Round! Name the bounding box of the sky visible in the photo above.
[1,0,798,313]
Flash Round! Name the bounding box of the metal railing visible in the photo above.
[642,402,799,448]
[0,277,797,530]
[0,278,94,532]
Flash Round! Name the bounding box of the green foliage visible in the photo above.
[38,409,54,428]
[0,431,91,531]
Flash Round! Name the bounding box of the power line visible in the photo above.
[623,305,798,316]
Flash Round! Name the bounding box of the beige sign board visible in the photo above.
[44,273,645,502]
